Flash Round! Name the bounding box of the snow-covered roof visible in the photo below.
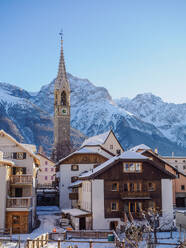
[0,130,40,164]
[21,144,37,153]
[69,180,82,188]
[130,144,151,152]
[62,208,90,217]
[57,147,108,165]
[79,151,148,179]
[81,131,110,147]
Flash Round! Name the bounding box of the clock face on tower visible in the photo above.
[61,107,67,115]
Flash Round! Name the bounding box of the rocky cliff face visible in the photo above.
[115,93,186,149]
[0,75,186,156]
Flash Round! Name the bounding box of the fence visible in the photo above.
[25,230,125,248]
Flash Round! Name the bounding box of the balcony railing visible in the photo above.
[69,192,78,200]
[10,175,32,185]
[7,197,32,208]
[120,191,150,199]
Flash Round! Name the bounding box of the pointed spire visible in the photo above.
[57,30,67,81]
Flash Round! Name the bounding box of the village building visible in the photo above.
[37,153,55,188]
[130,144,186,208]
[81,130,124,156]
[57,130,124,209]
[163,156,186,207]
[63,150,175,230]
[0,130,40,234]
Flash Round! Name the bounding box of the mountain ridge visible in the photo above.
[0,75,186,156]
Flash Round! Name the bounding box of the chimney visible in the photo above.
[154,148,158,154]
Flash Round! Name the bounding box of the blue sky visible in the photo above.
[1,0,186,103]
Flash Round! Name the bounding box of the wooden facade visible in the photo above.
[6,211,31,234]
[61,153,108,165]
[80,157,174,224]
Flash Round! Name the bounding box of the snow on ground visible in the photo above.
[43,239,115,248]
[12,206,63,241]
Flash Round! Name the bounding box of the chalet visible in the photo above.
[131,144,186,208]
[0,130,40,233]
[64,150,175,230]
[57,130,124,209]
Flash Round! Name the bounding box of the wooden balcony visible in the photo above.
[69,192,78,200]
[120,191,150,199]
[7,197,32,208]
[10,175,32,185]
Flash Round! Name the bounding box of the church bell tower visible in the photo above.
[52,32,71,162]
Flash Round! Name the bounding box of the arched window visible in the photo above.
[61,91,66,106]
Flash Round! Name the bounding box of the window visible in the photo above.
[116,149,121,155]
[111,202,119,211]
[123,163,130,172]
[181,185,185,190]
[183,165,186,170]
[112,182,119,191]
[51,176,54,180]
[147,182,156,191]
[13,152,26,160]
[129,183,135,192]
[12,216,20,224]
[129,202,142,213]
[123,163,142,172]
[183,160,186,163]
[123,184,128,192]
[45,161,48,165]
[175,160,177,162]
[45,168,48,172]
[135,163,141,172]
[71,176,78,183]
[51,168,54,172]
[110,145,113,149]
[45,176,48,180]
[71,164,79,171]
[136,183,141,192]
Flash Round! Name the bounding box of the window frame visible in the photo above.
[111,201,119,212]
[111,182,119,191]
[71,164,79,171]
[123,162,142,173]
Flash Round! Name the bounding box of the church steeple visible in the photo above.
[52,32,72,162]
[55,31,69,91]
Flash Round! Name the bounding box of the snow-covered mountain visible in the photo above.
[0,82,85,155]
[115,93,186,149]
[29,74,186,155]
[0,75,185,156]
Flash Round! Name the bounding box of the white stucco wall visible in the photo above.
[161,179,173,216]
[102,132,124,155]
[60,163,95,209]
[81,181,91,212]
[91,179,125,230]
[0,166,8,229]
[0,134,37,228]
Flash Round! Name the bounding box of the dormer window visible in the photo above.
[123,163,142,173]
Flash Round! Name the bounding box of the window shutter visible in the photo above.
[13,153,17,159]
[23,167,26,174]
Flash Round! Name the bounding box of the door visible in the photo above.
[176,197,185,207]
[15,188,23,197]
[79,217,86,230]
